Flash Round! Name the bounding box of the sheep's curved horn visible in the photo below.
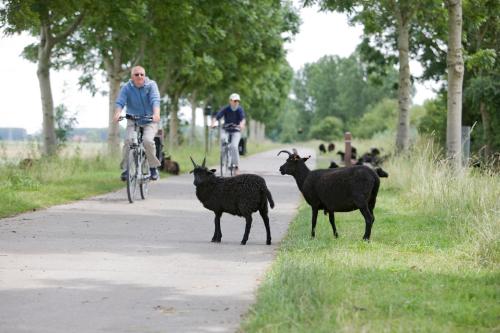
[201,156,206,167]
[277,150,292,156]
[190,156,197,168]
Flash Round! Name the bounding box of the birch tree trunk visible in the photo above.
[395,9,412,153]
[446,0,464,169]
[37,23,57,156]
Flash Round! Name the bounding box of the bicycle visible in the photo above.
[219,123,240,177]
[119,114,152,203]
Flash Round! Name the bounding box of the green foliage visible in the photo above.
[54,104,78,145]
[351,98,398,138]
[278,52,399,142]
[309,116,344,141]
[418,98,447,146]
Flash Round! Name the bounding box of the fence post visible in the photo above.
[344,132,352,166]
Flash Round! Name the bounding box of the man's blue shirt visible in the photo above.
[215,105,245,132]
[115,78,160,124]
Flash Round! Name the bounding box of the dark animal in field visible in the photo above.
[328,161,339,169]
[278,149,380,240]
[190,157,274,245]
[319,143,327,154]
[357,147,383,166]
[331,160,389,178]
[328,143,335,152]
[162,155,180,175]
[337,146,357,161]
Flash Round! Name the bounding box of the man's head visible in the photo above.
[229,93,240,111]
[131,66,146,87]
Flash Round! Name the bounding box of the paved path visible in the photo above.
[0,147,315,333]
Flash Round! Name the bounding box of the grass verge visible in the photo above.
[241,137,499,333]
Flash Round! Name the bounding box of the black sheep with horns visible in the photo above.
[190,157,274,245]
[278,149,380,241]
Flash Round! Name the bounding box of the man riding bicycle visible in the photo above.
[211,93,246,175]
[113,65,161,181]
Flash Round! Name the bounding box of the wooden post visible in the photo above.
[344,132,352,166]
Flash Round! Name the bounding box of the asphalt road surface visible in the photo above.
[0,147,315,333]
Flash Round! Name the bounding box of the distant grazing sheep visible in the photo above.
[318,143,327,154]
[328,160,339,169]
[278,149,380,240]
[330,159,388,178]
[190,157,274,245]
[162,155,180,175]
[327,143,335,152]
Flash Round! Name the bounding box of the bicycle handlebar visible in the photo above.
[118,114,154,122]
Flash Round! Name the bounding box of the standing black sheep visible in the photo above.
[278,150,380,240]
[190,157,274,245]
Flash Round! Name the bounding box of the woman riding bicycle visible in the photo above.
[211,93,246,175]
[113,66,161,181]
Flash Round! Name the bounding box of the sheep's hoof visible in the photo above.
[266,240,272,245]
[334,233,339,238]
[362,237,370,242]
[240,240,247,245]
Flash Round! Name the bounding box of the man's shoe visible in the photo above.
[120,170,128,181]
[150,168,159,181]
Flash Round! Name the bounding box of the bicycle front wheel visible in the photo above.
[139,148,149,200]
[126,148,138,203]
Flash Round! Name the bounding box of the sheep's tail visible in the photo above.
[265,187,275,209]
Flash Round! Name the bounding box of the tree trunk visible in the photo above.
[107,77,122,155]
[37,24,57,156]
[169,95,180,151]
[104,53,126,155]
[479,102,491,158]
[189,92,197,145]
[446,0,464,169]
[395,10,412,153]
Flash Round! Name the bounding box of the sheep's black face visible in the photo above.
[191,166,216,186]
[279,154,300,175]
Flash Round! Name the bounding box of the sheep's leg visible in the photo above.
[259,208,272,245]
[359,205,374,241]
[212,212,222,243]
[328,211,339,238]
[241,215,253,245]
[311,208,319,238]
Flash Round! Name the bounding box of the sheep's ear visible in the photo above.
[210,168,217,173]
[302,155,311,161]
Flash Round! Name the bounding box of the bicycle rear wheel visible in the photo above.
[220,148,226,177]
[126,149,138,203]
[139,148,149,200]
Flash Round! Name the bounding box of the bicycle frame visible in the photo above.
[220,131,236,177]
[121,115,152,203]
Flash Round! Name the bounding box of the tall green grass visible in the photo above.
[241,136,499,332]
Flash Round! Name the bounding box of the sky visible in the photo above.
[0,4,437,135]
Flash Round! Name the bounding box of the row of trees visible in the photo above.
[273,52,400,142]
[303,0,498,167]
[1,0,300,155]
